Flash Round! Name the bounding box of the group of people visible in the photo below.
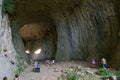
[91,57,107,68]
[28,58,41,73]
[31,59,55,73]
[33,61,40,73]
[3,74,20,80]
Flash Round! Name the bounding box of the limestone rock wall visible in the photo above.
[0,0,27,79]
[34,0,119,69]
[28,0,120,69]
[54,0,119,64]
[10,21,27,76]
[0,14,16,80]
[11,22,27,61]
[110,0,120,69]
[39,33,57,60]
[14,0,120,69]
[30,32,57,60]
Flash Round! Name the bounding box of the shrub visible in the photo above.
[66,73,78,80]
[96,68,110,80]
[59,66,99,80]
[2,0,15,14]
[116,70,120,77]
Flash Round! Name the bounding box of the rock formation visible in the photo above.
[1,0,120,79]
[54,0,119,62]
[0,1,27,79]
[6,0,120,69]
[0,14,16,79]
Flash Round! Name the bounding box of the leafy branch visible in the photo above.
[2,0,15,14]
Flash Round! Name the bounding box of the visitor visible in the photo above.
[14,74,20,80]
[30,59,33,64]
[36,62,40,72]
[52,60,55,64]
[101,58,107,68]
[33,61,37,72]
[91,59,96,68]
[3,76,7,80]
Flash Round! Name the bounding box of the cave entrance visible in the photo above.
[19,23,57,60]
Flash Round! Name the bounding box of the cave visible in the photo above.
[1,0,120,79]
[19,23,57,60]
[9,0,120,67]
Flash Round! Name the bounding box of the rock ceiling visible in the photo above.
[19,24,42,40]
[15,0,82,26]
[15,0,82,40]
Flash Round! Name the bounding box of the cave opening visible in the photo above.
[14,0,89,62]
[0,0,120,80]
[1,0,120,79]
[19,23,57,60]
[6,0,120,68]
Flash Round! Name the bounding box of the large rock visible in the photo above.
[0,14,16,79]
[0,2,27,79]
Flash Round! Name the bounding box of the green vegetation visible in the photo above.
[2,0,25,74]
[60,66,120,80]
[116,70,120,79]
[14,62,24,74]
[10,20,27,74]
[66,73,79,80]
[14,50,25,74]
[2,0,15,14]
[59,66,99,80]
[95,68,110,80]
[116,70,120,77]
[95,68,120,80]
[65,66,79,80]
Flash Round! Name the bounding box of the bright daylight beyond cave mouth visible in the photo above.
[0,0,120,80]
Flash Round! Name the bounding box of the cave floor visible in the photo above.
[19,61,99,80]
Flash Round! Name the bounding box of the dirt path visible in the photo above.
[19,61,98,80]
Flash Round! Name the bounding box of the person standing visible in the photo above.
[91,59,96,68]
[33,61,37,72]
[101,58,107,68]
[52,60,55,64]
[36,62,40,72]
[30,59,33,64]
